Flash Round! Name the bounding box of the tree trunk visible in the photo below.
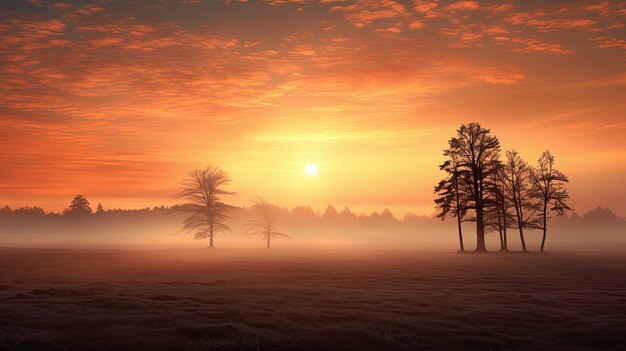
[454,174,464,253]
[475,173,486,253]
[518,227,527,252]
[501,204,509,251]
[519,207,527,252]
[457,216,464,252]
[540,203,547,252]
[514,203,527,252]
[495,198,504,251]
[208,223,214,248]
[502,227,509,251]
[267,235,271,249]
[475,206,487,252]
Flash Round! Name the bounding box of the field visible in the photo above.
[1,247,625,351]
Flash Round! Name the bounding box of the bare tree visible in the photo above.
[171,167,234,248]
[484,162,504,251]
[439,123,501,252]
[246,197,292,248]
[434,156,470,252]
[484,161,517,251]
[501,150,540,252]
[496,166,516,251]
[530,151,571,252]
[483,206,504,250]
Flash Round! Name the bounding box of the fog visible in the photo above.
[0,205,624,251]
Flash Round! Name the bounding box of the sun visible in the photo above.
[305,164,318,176]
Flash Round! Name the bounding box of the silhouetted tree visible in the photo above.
[339,206,357,222]
[530,151,571,252]
[369,209,397,225]
[171,167,234,248]
[96,203,105,214]
[246,197,292,248]
[496,165,517,251]
[434,156,470,252]
[64,194,92,215]
[291,206,319,223]
[501,150,540,252]
[439,123,501,252]
[322,205,339,221]
[0,205,11,217]
[484,162,502,250]
[6,206,47,220]
[484,161,517,251]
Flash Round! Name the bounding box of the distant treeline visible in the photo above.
[0,200,427,225]
[0,204,170,221]
[0,201,623,229]
[0,198,624,250]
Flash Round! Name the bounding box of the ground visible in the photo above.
[1,248,625,351]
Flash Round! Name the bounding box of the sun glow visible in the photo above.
[305,164,318,176]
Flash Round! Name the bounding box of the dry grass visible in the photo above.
[1,247,625,350]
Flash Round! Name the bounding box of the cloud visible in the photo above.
[374,26,403,34]
[264,0,307,6]
[413,0,438,14]
[502,12,597,32]
[330,0,409,27]
[408,20,426,29]
[74,4,105,15]
[88,37,123,47]
[487,3,513,14]
[492,36,573,54]
[50,2,72,10]
[589,36,626,49]
[444,1,480,12]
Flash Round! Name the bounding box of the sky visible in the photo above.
[0,0,624,217]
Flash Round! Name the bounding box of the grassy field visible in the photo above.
[1,247,625,350]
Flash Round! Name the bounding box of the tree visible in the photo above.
[322,205,339,221]
[434,156,470,252]
[495,164,516,251]
[484,162,502,250]
[483,161,517,251]
[339,206,357,222]
[64,194,92,215]
[291,206,318,223]
[530,151,571,252]
[246,197,292,248]
[96,203,105,214]
[439,123,501,252]
[171,166,234,248]
[501,150,540,252]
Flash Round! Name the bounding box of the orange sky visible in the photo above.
[0,0,625,216]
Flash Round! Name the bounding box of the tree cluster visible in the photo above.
[170,166,293,249]
[435,123,571,252]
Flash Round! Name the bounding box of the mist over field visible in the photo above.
[0,204,624,251]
